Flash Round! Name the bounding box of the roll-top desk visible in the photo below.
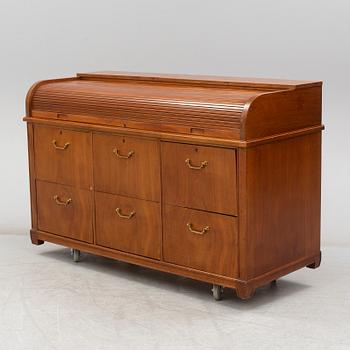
[24,72,323,300]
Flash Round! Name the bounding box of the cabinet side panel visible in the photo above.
[245,132,321,279]
[244,86,322,140]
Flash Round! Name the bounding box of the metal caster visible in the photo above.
[72,249,81,263]
[212,285,223,301]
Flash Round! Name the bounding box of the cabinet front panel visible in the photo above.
[37,181,93,242]
[163,205,237,277]
[95,192,161,259]
[161,142,237,215]
[93,134,160,201]
[34,125,92,189]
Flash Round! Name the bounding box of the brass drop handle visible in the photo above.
[113,148,134,159]
[53,195,72,206]
[115,208,136,219]
[187,223,210,235]
[185,158,208,170]
[52,140,70,150]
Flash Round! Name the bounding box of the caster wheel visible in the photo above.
[271,280,277,286]
[73,249,81,263]
[212,285,223,301]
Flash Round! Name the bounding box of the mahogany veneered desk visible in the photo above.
[24,72,323,300]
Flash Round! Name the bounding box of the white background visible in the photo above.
[0,0,349,244]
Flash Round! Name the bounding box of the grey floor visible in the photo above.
[0,234,349,350]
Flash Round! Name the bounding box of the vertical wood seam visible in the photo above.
[159,139,164,261]
[91,131,97,245]
[237,148,248,280]
[27,123,38,229]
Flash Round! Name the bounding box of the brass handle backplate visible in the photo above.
[113,148,134,159]
[187,223,210,235]
[115,208,136,219]
[185,158,208,170]
[53,195,72,206]
[52,140,70,150]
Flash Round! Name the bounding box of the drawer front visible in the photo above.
[34,125,92,189]
[163,205,237,277]
[95,192,161,259]
[161,142,237,215]
[93,134,160,201]
[37,181,93,242]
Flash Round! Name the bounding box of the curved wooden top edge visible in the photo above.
[25,76,77,117]
[76,71,322,90]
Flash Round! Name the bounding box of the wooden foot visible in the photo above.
[235,282,255,300]
[307,251,322,269]
[30,230,44,245]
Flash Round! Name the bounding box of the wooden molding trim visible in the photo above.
[243,253,322,289]
[23,117,323,148]
[77,71,322,90]
[245,125,324,147]
[31,230,237,288]
[31,230,321,295]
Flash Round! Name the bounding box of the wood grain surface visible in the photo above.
[95,192,161,259]
[36,181,93,243]
[161,142,237,215]
[93,133,160,201]
[163,205,238,277]
[34,125,92,189]
[239,132,321,280]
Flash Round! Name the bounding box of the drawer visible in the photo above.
[161,142,237,215]
[93,134,160,201]
[95,192,161,259]
[34,125,92,189]
[163,205,237,277]
[37,181,93,242]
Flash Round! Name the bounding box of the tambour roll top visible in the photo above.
[26,71,322,142]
